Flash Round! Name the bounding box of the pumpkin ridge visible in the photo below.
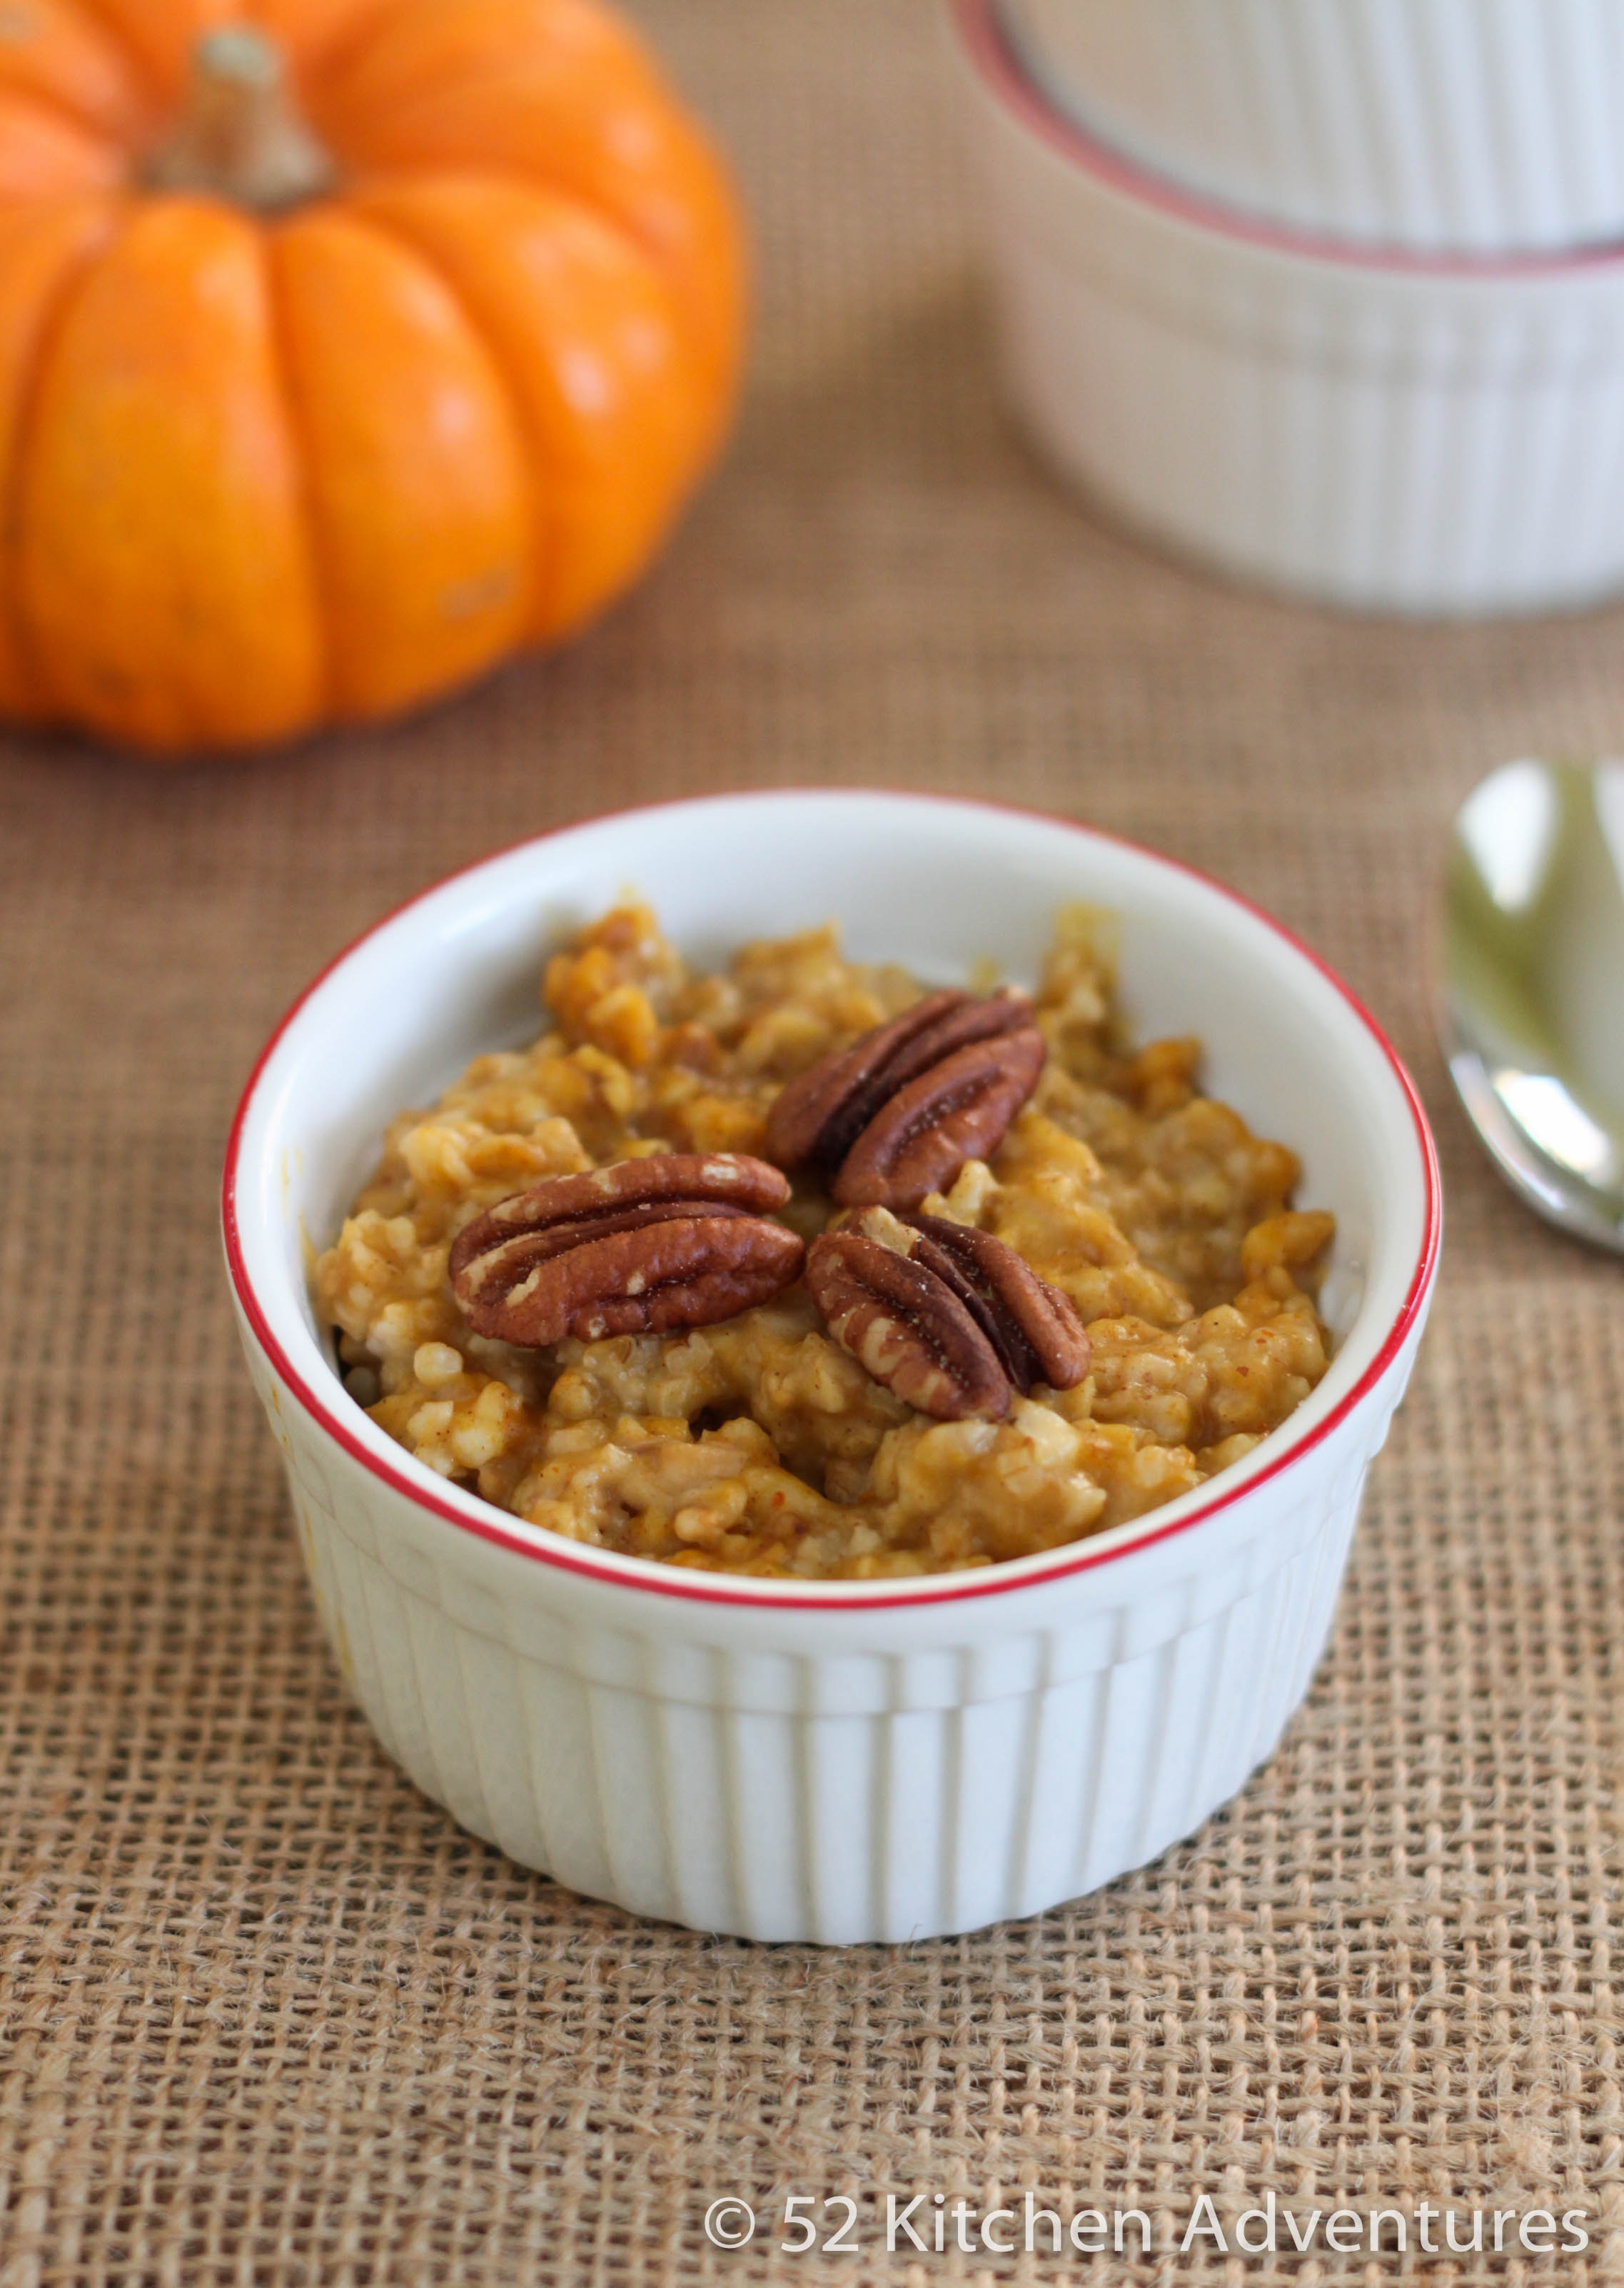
[318,196,549,638]
[0,76,124,162]
[257,222,336,724]
[19,196,331,750]
[308,0,667,122]
[0,80,118,152]
[350,170,723,643]
[318,63,745,420]
[308,56,713,258]
[4,194,128,725]
[56,0,165,110]
[253,0,420,104]
[353,157,680,313]
[0,86,127,197]
[0,0,146,147]
[266,203,536,720]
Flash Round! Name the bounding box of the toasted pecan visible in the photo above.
[764,989,1044,1207]
[896,1213,1089,1394]
[450,1154,802,1346]
[805,1227,1013,1421]
[805,1212,1089,1421]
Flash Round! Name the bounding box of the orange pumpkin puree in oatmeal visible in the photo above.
[315,904,1333,1578]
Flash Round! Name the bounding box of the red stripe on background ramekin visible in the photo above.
[956,0,1624,279]
[223,791,1442,1613]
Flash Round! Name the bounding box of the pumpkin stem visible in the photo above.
[143,28,336,213]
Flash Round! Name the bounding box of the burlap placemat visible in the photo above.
[4,2,1623,2279]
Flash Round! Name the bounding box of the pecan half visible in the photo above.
[449,1154,803,1346]
[894,1214,1090,1395]
[806,1228,1012,1420]
[805,1214,1089,1422]
[764,989,1044,1209]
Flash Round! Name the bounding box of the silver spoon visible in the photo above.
[1441,757,1624,1253]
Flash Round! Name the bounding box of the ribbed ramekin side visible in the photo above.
[271,1384,1383,1944]
[1000,0,1624,253]
[984,184,1624,615]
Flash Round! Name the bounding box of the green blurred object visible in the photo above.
[1443,757,1624,1252]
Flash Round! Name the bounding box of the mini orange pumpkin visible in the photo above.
[0,0,746,754]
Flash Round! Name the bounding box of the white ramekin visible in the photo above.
[955,0,1624,618]
[224,792,1439,1945]
[1001,0,1624,255]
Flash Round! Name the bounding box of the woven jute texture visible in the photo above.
[4,4,1624,2281]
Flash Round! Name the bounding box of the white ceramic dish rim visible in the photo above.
[223,790,1441,1616]
[964,0,1624,280]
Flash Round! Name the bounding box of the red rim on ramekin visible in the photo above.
[957,0,1624,279]
[223,792,1442,1613]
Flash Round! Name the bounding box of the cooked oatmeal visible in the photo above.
[315,905,1334,1578]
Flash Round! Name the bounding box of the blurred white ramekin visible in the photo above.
[225,792,1439,1944]
[1001,0,1624,255]
[955,0,1624,618]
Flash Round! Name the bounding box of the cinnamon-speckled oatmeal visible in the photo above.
[316,905,1335,1578]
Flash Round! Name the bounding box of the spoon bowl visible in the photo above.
[1442,757,1624,1252]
